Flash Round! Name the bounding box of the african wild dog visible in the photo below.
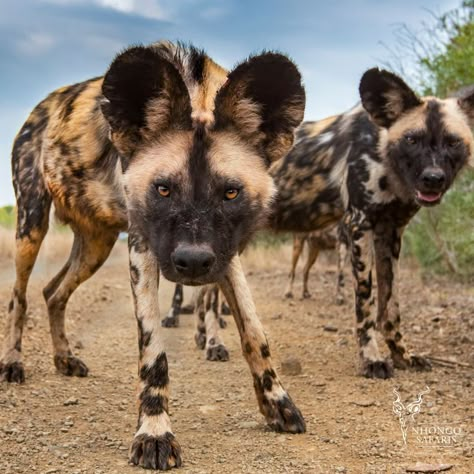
[283,223,350,302]
[269,69,474,379]
[1,41,307,469]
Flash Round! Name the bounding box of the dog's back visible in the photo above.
[269,104,375,232]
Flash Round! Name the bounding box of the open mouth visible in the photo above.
[415,190,442,204]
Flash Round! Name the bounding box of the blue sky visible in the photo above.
[0,0,458,205]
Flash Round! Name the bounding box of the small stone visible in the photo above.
[281,357,302,376]
[63,397,79,406]
[352,399,375,407]
[323,325,338,332]
[405,462,453,472]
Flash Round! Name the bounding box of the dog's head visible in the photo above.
[360,68,474,206]
[101,44,305,285]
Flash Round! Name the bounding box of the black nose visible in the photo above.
[421,168,445,189]
[172,246,216,278]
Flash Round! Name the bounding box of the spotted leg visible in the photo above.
[335,222,350,305]
[203,286,229,361]
[194,286,208,350]
[161,284,183,328]
[374,226,431,372]
[128,231,181,471]
[284,233,305,298]
[349,212,393,379]
[220,256,305,433]
[43,228,118,377]
[301,237,319,299]
[1,168,51,383]
[1,228,48,383]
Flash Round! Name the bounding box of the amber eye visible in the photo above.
[447,137,461,148]
[224,188,239,201]
[405,135,418,145]
[157,185,170,197]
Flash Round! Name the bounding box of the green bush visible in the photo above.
[404,168,474,279]
[250,230,291,248]
[0,205,16,228]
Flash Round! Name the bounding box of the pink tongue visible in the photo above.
[416,191,441,202]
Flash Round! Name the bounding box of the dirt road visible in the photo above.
[0,241,473,473]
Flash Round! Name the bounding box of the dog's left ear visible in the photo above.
[457,85,474,127]
[214,52,305,164]
[359,68,422,128]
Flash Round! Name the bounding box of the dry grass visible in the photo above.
[0,227,73,263]
[241,243,292,273]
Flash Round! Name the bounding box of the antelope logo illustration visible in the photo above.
[393,386,430,445]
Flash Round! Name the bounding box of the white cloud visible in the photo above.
[16,33,56,56]
[42,0,167,20]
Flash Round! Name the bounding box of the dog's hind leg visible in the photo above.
[1,122,51,383]
[203,285,229,361]
[161,283,183,328]
[335,222,350,305]
[43,227,118,376]
[194,286,208,350]
[284,233,305,298]
[301,236,319,299]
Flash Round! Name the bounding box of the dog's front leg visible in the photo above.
[219,255,306,433]
[349,212,393,379]
[374,226,431,372]
[127,230,182,470]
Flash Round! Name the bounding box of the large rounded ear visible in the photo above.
[101,45,192,158]
[213,52,305,164]
[359,68,422,128]
[457,85,474,127]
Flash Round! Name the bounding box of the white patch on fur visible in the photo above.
[360,154,394,204]
[135,413,173,438]
[317,131,334,145]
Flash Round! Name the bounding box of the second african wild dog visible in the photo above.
[270,69,474,379]
[1,42,307,470]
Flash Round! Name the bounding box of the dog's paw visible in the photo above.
[265,395,306,434]
[129,433,182,470]
[161,315,179,328]
[194,331,206,350]
[0,360,25,383]
[394,354,432,372]
[54,355,89,377]
[206,344,229,362]
[360,358,394,379]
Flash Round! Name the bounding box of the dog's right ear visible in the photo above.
[359,68,422,128]
[213,52,305,165]
[101,45,192,159]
